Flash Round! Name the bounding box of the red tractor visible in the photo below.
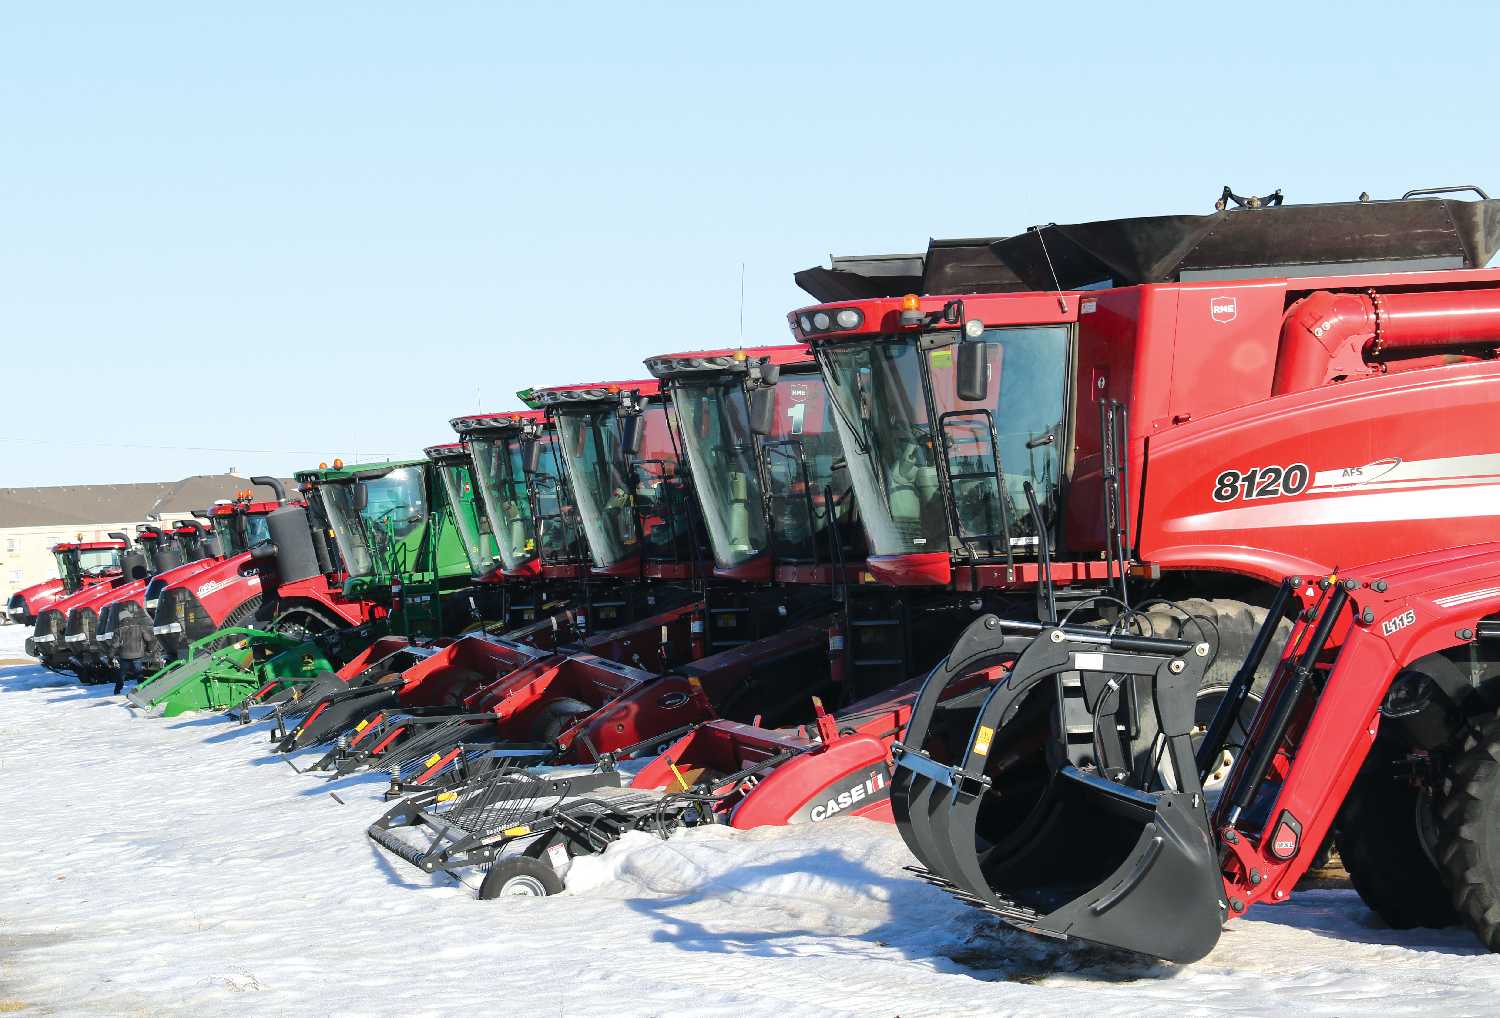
[6,537,127,626]
[30,523,212,679]
[100,485,283,687]
[64,519,223,682]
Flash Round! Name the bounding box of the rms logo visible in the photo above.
[1210,296,1238,323]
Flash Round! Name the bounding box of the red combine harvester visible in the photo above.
[780,187,1500,956]
[6,537,127,626]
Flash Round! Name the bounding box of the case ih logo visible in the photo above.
[1210,297,1238,323]
[802,768,889,822]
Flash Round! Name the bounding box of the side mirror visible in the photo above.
[525,439,544,475]
[354,483,369,511]
[759,362,781,386]
[624,415,646,457]
[750,387,777,436]
[956,341,989,403]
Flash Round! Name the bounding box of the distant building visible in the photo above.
[0,474,279,607]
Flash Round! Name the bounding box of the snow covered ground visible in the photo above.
[3,623,1500,1017]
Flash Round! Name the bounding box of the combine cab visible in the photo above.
[6,538,126,626]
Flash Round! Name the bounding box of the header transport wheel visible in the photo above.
[478,856,564,899]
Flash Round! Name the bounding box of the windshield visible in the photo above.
[469,432,540,573]
[138,538,164,573]
[672,371,860,569]
[555,402,695,569]
[672,380,766,568]
[759,372,863,564]
[55,550,81,589]
[216,516,245,556]
[819,326,1070,559]
[76,547,120,578]
[323,466,430,579]
[555,407,637,568]
[435,458,500,576]
[531,432,588,566]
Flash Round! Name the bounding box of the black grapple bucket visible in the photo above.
[892,615,1226,963]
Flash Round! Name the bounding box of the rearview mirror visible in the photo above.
[525,439,544,475]
[750,387,777,436]
[956,341,989,403]
[354,483,369,511]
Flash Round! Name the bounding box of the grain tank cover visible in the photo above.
[983,197,1500,290]
[793,253,925,302]
[794,194,1500,299]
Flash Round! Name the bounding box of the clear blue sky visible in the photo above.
[4,1,1495,486]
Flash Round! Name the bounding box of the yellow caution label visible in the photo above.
[501,824,531,838]
[436,791,457,803]
[972,724,994,757]
[354,719,368,733]
[930,348,954,369]
[424,753,442,769]
[292,726,303,737]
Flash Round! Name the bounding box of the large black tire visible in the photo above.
[1439,713,1500,948]
[1139,596,1292,690]
[1138,597,1292,782]
[478,855,564,899]
[1337,735,1458,929]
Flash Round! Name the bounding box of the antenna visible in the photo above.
[1027,224,1068,313]
[738,262,746,342]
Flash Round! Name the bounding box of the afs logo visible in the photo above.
[1210,296,1238,323]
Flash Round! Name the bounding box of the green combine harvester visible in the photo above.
[128,452,489,717]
